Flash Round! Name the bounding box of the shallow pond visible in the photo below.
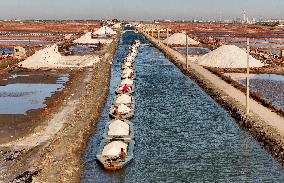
[0,73,68,114]
[0,40,49,45]
[175,47,210,55]
[82,32,284,182]
[226,73,284,110]
[67,44,97,53]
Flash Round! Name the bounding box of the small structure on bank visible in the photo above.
[13,46,26,59]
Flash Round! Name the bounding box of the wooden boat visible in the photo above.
[103,120,134,140]
[115,84,135,95]
[96,139,135,171]
[109,101,135,119]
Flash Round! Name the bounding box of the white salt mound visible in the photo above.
[93,26,117,35]
[196,45,264,68]
[73,32,113,44]
[163,33,199,45]
[117,104,131,114]
[108,120,130,136]
[112,23,121,29]
[20,44,100,69]
[116,94,132,105]
[102,141,128,156]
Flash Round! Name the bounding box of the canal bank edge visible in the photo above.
[20,34,121,182]
[139,29,284,164]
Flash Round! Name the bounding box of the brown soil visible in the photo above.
[0,70,76,144]
[0,34,120,182]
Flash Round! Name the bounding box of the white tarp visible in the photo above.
[115,94,132,105]
[121,79,134,86]
[117,104,131,114]
[108,120,130,136]
[102,141,128,156]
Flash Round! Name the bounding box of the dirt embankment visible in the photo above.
[142,31,284,165]
[1,35,120,182]
[31,37,119,182]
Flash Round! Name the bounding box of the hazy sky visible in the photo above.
[0,0,284,20]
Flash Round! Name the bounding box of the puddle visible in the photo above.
[0,48,13,55]
[175,47,211,55]
[64,44,97,54]
[0,40,49,45]
[0,73,69,114]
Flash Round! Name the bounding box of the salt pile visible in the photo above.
[117,104,131,114]
[121,79,134,86]
[112,23,121,29]
[163,33,199,45]
[108,120,130,136]
[93,26,117,35]
[102,141,128,156]
[115,94,132,105]
[19,44,100,69]
[196,45,264,68]
[73,32,113,44]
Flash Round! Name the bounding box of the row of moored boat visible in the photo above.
[96,40,141,170]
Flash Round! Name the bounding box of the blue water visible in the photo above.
[68,45,97,53]
[82,31,284,182]
[235,74,284,110]
[0,74,69,114]
[175,47,211,55]
[0,48,13,55]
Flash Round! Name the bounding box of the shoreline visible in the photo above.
[140,30,284,164]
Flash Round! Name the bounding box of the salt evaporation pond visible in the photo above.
[82,31,284,182]
[67,44,97,53]
[0,40,49,45]
[175,47,210,55]
[0,48,13,55]
[226,73,284,110]
[0,73,68,114]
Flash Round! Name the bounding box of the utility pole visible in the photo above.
[158,29,160,42]
[246,38,250,115]
[186,32,188,69]
[166,28,169,46]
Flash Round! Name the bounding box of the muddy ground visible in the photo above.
[0,34,120,182]
[0,70,75,144]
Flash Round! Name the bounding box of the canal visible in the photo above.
[82,31,284,182]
